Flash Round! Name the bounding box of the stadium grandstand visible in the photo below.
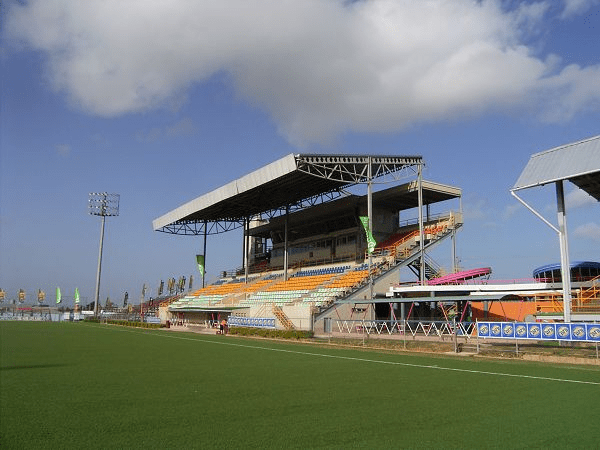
[153,136,600,332]
[153,154,465,331]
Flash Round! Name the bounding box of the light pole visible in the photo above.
[89,193,120,318]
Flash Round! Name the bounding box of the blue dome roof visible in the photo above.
[533,261,600,277]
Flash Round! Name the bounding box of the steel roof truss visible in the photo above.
[159,219,243,235]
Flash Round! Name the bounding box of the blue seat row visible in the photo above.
[294,266,351,277]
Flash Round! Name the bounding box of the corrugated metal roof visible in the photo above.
[153,153,423,233]
[512,134,600,200]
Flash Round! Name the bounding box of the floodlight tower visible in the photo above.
[89,193,120,317]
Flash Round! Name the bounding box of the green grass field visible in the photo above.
[1,321,599,449]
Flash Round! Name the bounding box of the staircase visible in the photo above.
[408,254,444,280]
[272,305,295,330]
[534,276,600,315]
[575,275,600,312]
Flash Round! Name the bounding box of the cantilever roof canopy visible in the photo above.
[512,134,600,200]
[368,179,461,209]
[153,153,423,235]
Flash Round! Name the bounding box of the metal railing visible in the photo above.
[333,319,476,340]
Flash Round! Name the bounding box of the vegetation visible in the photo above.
[83,318,164,328]
[227,326,313,339]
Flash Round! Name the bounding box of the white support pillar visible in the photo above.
[367,157,373,300]
[284,205,289,282]
[451,228,457,273]
[417,163,425,283]
[244,218,250,282]
[202,220,207,288]
[556,181,572,323]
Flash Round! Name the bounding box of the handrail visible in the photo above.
[426,267,491,285]
[368,214,458,261]
[368,230,420,259]
[577,274,600,305]
[398,211,462,229]
[535,276,600,313]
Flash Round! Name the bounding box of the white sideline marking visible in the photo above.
[107,326,600,386]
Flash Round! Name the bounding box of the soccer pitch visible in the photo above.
[1,322,599,449]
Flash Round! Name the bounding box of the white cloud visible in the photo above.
[6,0,600,146]
[573,222,600,241]
[135,128,162,144]
[565,187,596,209]
[538,63,600,123]
[166,118,196,137]
[54,144,71,156]
[502,203,522,220]
[463,195,492,221]
[561,0,600,19]
[135,118,196,143]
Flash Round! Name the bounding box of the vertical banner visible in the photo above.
[359,216,377,254]
[196,255,205,276]
[74,287,80,304]
[56,287,62,304]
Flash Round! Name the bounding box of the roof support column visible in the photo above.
[510,185,572,323]
[202,220,207,288]
[244,217,250,283]
[451,228,457,274]
[284,205,289,282]
[241,219,246,277]
[418,163,425,283]
[556,181,572,322]
[367,157,373,300]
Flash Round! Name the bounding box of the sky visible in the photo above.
[1,0,599,307]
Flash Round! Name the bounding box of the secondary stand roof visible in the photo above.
[511,134,600,323]
[513,134,600,200]
[153,153,423,235]
[248,180,461,240]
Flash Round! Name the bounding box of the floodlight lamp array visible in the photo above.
[89,192,120,217]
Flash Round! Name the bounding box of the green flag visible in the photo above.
[359,216,377,254]
[196,255,205,276]
[74,287,80,304]
[56,287,62,304]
